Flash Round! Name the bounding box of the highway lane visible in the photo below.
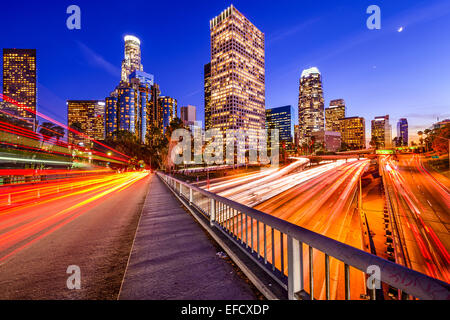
[381,155,450,284]
[0,172,150,299]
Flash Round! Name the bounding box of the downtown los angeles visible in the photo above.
[0,0,449,310]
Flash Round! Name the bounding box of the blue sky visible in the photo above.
[1,0,450,142]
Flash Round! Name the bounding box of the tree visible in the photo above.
[431,124,450,154]
[393,137,398,148]
[39,122,65,147]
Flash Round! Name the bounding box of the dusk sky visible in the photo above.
[2,0,450,142]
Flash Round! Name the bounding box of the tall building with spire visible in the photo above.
[121,35,143,83]
[209,5,265,141]
[298,67,324,141]
[105,36,156,143]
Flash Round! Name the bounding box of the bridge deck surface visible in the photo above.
[119,174,257,300]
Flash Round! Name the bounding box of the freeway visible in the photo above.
[381,154,450,284]
[0,171,150,299]
[210,159,370,299]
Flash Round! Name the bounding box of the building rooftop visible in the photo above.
[301,67,320,78]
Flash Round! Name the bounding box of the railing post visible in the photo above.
[288,235,301,300]
[179,182,182,195]
[189,187,193,204]
[210,198,215,227]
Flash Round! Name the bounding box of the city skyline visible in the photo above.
[0,1,448,303]
[1,1,449,143]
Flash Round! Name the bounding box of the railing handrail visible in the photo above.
[157,171,450,300]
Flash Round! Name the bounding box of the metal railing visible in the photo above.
[157,172,450,300]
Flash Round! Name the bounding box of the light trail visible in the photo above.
[212,159,370,299]
[380,155,450,284]
[0,172,149,264]
[1,93,130,160]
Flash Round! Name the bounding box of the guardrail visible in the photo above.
[157,171,450,300]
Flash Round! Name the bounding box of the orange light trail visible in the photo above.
[0,172,149,264]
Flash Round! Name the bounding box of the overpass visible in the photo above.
[157,171,449,300]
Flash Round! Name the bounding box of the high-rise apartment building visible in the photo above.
[209,5,265,141]
[371,115,392,148]
[204,62,212,130]
[121,35,143,83]
[67,100,105,145]
[298,67,324,141]
[325,99,345,132]
[339,117,366,150]
[397,118,408,146]
[159,96,177,131]
[2,49,37,128]
[266,106,293,143]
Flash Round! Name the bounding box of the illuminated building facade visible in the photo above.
[210,5,265,141]
[121,35,143,83]
[105,75,153,143]
[339,117,366,150]
[325,99,345,132]
[2,49,37,129]
[67,100,105,145]
[396,118,408,146]
[148,83,162,130]
[204,62,212,130]
[158,96,177,131]
[266,105,293,143]
[106,36,155,143]
[298,67,324,141]
[371,115,391,148]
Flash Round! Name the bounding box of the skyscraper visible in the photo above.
[121,35,143,83]
[148,83,162,130]
[339,117,366,150]
[210,5,265,141]
[325,99,345,132]
[371,115,392,148]
[298,67,324,141]
[204,62,212,130]
[266,106,293,143]
[67,100,105,145]
[397,118,408,146]
[2,49,37,128]
[106,37,156,143]
[159,96,177,131]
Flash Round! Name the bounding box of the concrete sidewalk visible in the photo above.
[119,174,257,300]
